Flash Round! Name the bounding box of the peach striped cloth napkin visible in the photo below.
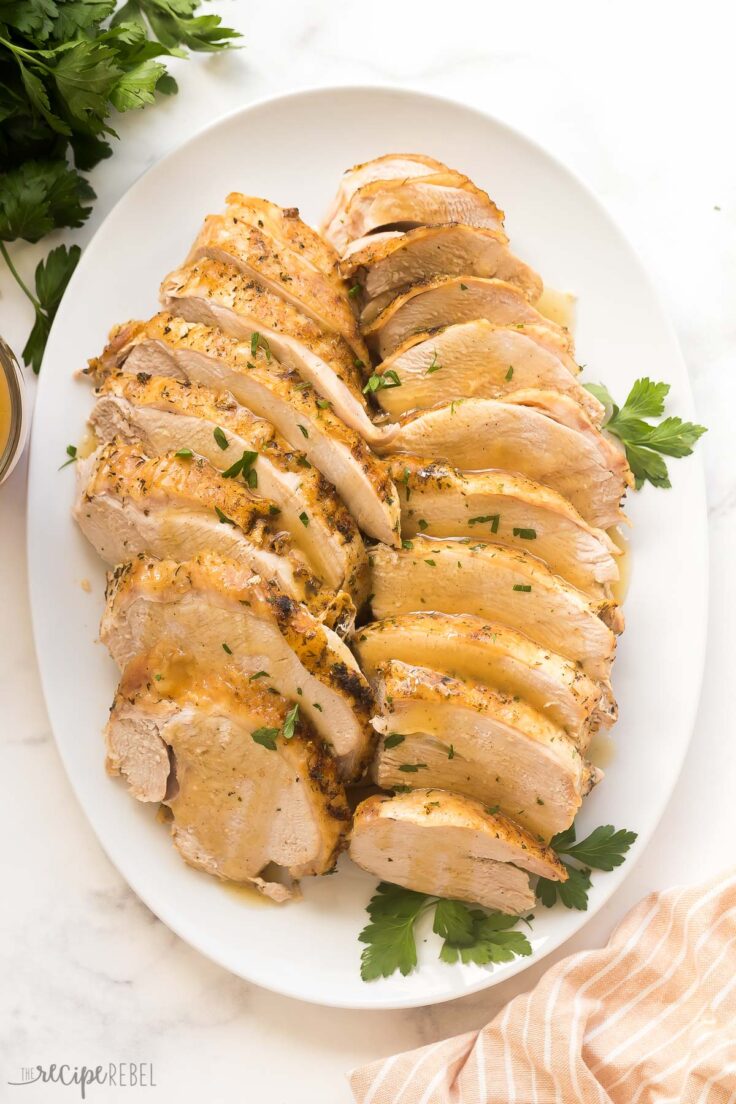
[350,871,736,1104]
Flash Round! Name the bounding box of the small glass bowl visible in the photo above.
[0,337,29,486]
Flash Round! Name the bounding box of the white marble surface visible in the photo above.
[1,1,735,1099]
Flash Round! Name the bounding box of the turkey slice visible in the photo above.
[364,276,571,361]
[102,554,374,780]
[325,173,506,255]
[371,320,601,421]
[159,258,385,443]
[106,648,350,896]
[350,790,566,915]
[187,197,368,362]
[354,612,615,746]
[74,440,342,628]
[370,661,599,838]
[389,456,619,597]
[369,536,621,679]
[382,396,630,529]
[88,314,400,545]
[341,226,542,323]
[321,152,449,241]
[91,371,368,600]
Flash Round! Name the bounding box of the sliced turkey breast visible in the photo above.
[88,314,400,546]
[321,153,450,241]
[354,612,615,745]
[74,440,341,626]
[226,193,340,281]
[369,536,620,679]
[371,320,601,421]
[383,397,630,529]
[187,199,368,363]
[364,276,571,361]
[350,790,566,914]
[106,648,350,896]
[91,372,368,600]
[159,258,386,444]
[502,388,632,483]
[390,457,619,598]
[341,226,542,323]
[326,173,506,255]
[371,661,598,838]
[102,554,375,780]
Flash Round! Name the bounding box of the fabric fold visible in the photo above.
[350,871,736,1104]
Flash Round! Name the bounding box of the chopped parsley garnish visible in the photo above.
[299,511,309,527]
[250,332,271,361]
[402,467,411,501]
[426,351,442,374]
[417,518,429,531]
[348,284,361,298]
[398,762,427,773]
[215,506,236,525]
[469,514,500,533]
[249,670,269,681]
[513,584,532,592]
[363,370,401,393]
[447,744,455,759]
[297,424,309,438]
[512,527,537,540]
[59,444,77,469]
[424,559,436,567]
[222,449,258,488]
[282,703,299,740]
[583,377,706,489]
[251,727,279,751]
[359,883,533,980]
[505,365,514,381]
[401,539,414,550]
[213,426,228,450]
[174,448,193,459]
[221,643,232,655]
[383,733,405,749]
[316,398,331,410]
[459,283,469,290]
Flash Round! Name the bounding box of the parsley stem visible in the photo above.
[0,242,41,310]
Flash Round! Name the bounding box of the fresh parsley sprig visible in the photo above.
[537,822,637,911]
[0,0,241,372]
[358,882,533,981]
[584,377,706,489]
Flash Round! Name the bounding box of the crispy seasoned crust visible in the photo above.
[103,553,376,779]
[87,312,401,546]
[161,257,367,400]
[353,789,567,881]
[93,370,368,600]
[189,200,369,363]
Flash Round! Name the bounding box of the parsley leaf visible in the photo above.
[537,821,637,910]
[251,726,279,752]
[363,369,401,393]
[0,0,241,371]
[282,702,299,740]
[552,823,638,871]
[17,243,81,372]
[358,883,431,980]
[359,884,534,981]
[439,907,533,966]
[584,377,706,489]
[537,863,592,911]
